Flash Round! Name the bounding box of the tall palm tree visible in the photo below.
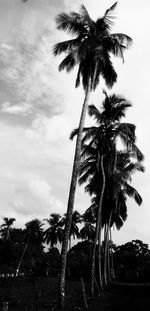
[16,219,43,276]
[0,217,16,240]
[43,213,64,248]
[54,4,132,307]
[71,92,143,296]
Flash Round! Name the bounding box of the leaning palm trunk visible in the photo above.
[59,82,91,310]
[16,237,29,276]
[91,154,105,298]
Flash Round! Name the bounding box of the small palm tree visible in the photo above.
[68,211,82,249]
[80,209,96,242]
[54,3,132,307]
[43,213,64,248]
[0,217,16,240]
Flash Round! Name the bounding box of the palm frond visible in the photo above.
[100,54,117,88]
[125,162,145,175]
[103,33,132,63]
[103,2,118,29]
[78,166,95,185]
[132,144,144,162]
[88,104,102,123]
[80,5,94,27]
[56,12,86,35]
[116,123,136,145]
[110,33,132,49]
[81,143,97,160]
[79,159,96,177]
[81,126,98,144]
[75,63,82,87]
[58,53,77,72]
[70,128,78,140]
[53,38,81,56]
[124,183,142,205]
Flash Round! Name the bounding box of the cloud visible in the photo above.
[13,174,65,217]
[0,0,68,124]
[0,32,63,121]
[1,101,32,115]
[0,117,72,227]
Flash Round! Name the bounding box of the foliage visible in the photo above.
[114,240,150,282]
[45,247,60,277]
[67,241,94,280]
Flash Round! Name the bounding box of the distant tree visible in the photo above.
[114,240,150,282]
[45,247,60,277]
[43,214,64,248]
[16,219,43,276]
[0,228,25,273]
[67,241,94,280]
[0,217,16,240]
[80,208,96,242]
[63,211,82,249]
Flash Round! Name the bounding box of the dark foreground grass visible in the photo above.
[88,282,150,311]
[1,277,150,310]
[0,276,90,310]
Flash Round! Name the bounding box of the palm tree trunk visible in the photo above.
[59,82,91,310]
[98,225,103,291]
[91,155,105,298]
[6,227,10,240]
[104,224,108,286]
[69,237,71,250]
[16,238,29,276]
[110,228,115,279]
[107,212,113,282]
[107,230,111,282]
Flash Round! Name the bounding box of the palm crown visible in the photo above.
[53,2,132,90]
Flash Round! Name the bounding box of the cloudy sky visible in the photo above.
[0,0,149,246]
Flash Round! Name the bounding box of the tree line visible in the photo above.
[1,218,150,285]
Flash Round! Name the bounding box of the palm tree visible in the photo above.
[43,213,64,248]
[101,149,144,285]
[64,211,81,249]
[0,217,16,240]
[16,219,43,276]
[54,4,132,307]
[80,208,96,242]
[72,92,143,296]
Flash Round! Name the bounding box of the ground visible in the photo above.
[88,282,150,311]
[0,277,150,310]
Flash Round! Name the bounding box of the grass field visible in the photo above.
[0,276,90,310]
[1,277,150,310]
